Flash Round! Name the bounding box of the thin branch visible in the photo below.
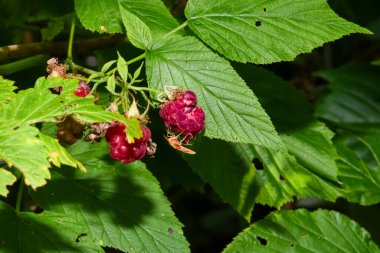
[0,35,125,62]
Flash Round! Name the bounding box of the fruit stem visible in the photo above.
[15,177,25,213]
[128,85,160,93]
[164,21,188,37]
[67,16,76,61]
[68,59,97,75]
[125,53,146,65]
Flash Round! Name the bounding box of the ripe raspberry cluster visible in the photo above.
[74,80,91,97]
[106,123,152,163]
[159,90,205,142]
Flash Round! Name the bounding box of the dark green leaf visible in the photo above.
[223,209,380,253]
[0,202,102,252]
[185,0,371,64]
[31,141,190,253]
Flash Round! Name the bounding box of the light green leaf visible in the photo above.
[106,75,117,95]
[0,76,17,105]
[0,88,64,126]
[223,209,380,253]
[0,125,51,189]
[146,36,284,150]
[41,18,65,41]
[74,0,180,36]
[316,64,380,128]
[0,202,102,252]
[117,52,128,82]
[185,0,371,64]
[38,133,86,172]
[335,131,380,205]
[35,77,79,94]
[101,60,117,73]
[281,121,339,181]
[121,9,152,49]
[253,145,342,207]
[0,168,17,197]
[183,137,259,222]
[32,141,190,253]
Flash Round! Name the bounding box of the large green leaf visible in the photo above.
[185,0,371,64]
[146,36,284,150]
[183,137,259,222]
[253,146,342,207]
[0,202,102,252]
[316,64,380,128]
[0,88,64,126]
[0,76,17,105]
[0,168,17,197]
[38,133,86,172]
[223,209,380,253]
[120,8,152,49]
[74,0,179,35]
[31,141,190,253]
[0,125,51,189]
[335,131,380,205]
[281,121,339,182]
[235,64,313,132]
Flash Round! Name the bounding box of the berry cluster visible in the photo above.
[160,90,205,142]
[74,81,91,97]
[106,123,153,163]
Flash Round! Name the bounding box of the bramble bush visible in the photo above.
[0,0,380,252]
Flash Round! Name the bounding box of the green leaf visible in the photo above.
[101,60,117,73]
[223,209,380,253]
[316,64,380,128]
[253,145,342,207]
[121,9,152,49]
[0,76,17,105]
[0,88,64,126]
[183,137,259,222]
[74,0,180,36]
[0,168,17,197]
[281,121,339,181]
[38,133,86,172]
[0,125,51,189]
[117,52,128,82]
[106,75,117,95]
[235,64,313,132]
[335,131,380,205]
[31,141,190,253]
[185,0,371,64]
[146,36,284,150]
[0,202,102,252]
[41,18,65,41]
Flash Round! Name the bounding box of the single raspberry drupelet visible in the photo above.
[159,89,205,142]
[106,123,152,163]
[74,80,91,97]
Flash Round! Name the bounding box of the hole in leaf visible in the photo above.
[75,233,87,242]
[263,8,267,12]
[168,228,173,236]
[256,236,267,245]
[279,175,285,181]
[255,21,262,27]
[290,243,295,247]
[252,158,264,170]
[301,232,308,237]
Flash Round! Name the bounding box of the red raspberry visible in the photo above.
[74,80,90,97]
[105,123,151,163]
[159,90,205,142]
[178,90,197,107]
